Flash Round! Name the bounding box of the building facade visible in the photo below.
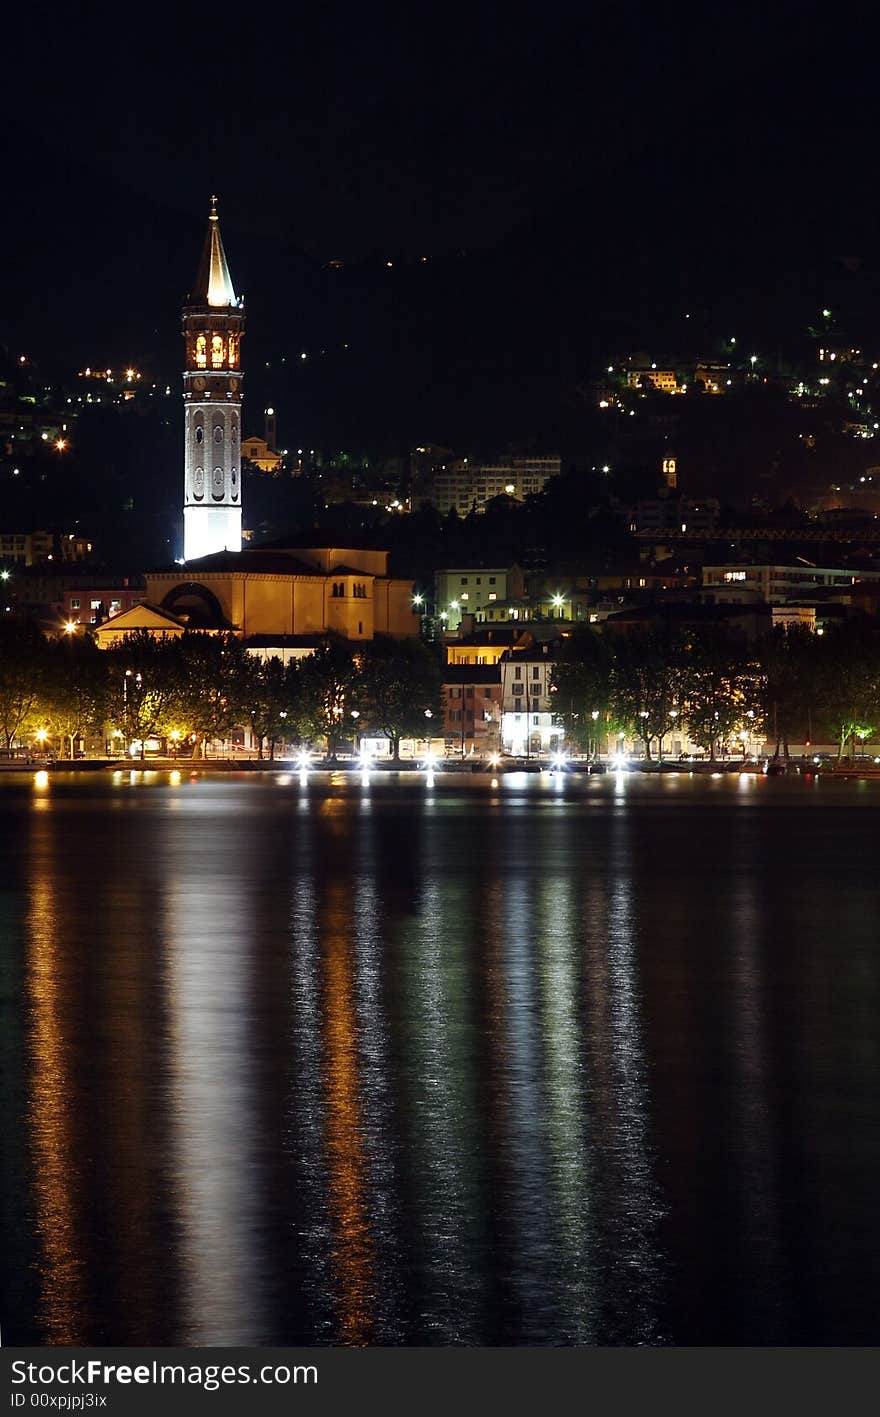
[241,435,282,474]
[499,642,562,756]
[182,199,245,562]
[431,456,561,516]
[434,564,524,629]
[702,563,880,604]
[0,530,93,566]
[442,666,503,757]
[141,541,418,643]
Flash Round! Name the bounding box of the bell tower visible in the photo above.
[182,197,244,562]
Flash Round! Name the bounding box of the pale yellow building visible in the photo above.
[132,541,419,643]
[241,435,283,473]
[625,367,679,394]
[445,627,522,666]
[93,602,189,648]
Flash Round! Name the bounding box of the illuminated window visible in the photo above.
[195,335,207,368]
[211,335,225,368]
[228,336,237,367]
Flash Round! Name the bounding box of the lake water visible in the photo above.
[2,768,879,1346]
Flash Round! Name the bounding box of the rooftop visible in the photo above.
[189,197,238,308]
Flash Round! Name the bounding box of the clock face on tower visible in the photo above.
[193,376,206,391]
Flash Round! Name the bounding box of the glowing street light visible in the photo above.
[63,620,77,634]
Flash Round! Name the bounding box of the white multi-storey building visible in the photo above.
[702,563,880,604]
[431,456,561,516]
[499,643,563,756]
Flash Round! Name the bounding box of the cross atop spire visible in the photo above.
[190,196,237,308]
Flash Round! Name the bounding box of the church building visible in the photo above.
[92,200,419,651]
[143,539,419,646]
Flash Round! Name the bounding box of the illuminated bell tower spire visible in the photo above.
[182,196,244,561]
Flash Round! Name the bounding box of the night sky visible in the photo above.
[4,2,880,449]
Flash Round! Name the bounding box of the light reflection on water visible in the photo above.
[3,771,880,1345]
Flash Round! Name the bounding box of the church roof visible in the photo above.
[163,550,328,577]
[92,602,189,640]
[190,197,238,308]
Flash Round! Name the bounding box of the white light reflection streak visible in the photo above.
[537,876,596,1341]
[604,814,663,1343]
[163,862,267,1343]
[405,877,480,1340]
[285,868,335,1339]
[499,875,556,1339]
[350,827,403,1340]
